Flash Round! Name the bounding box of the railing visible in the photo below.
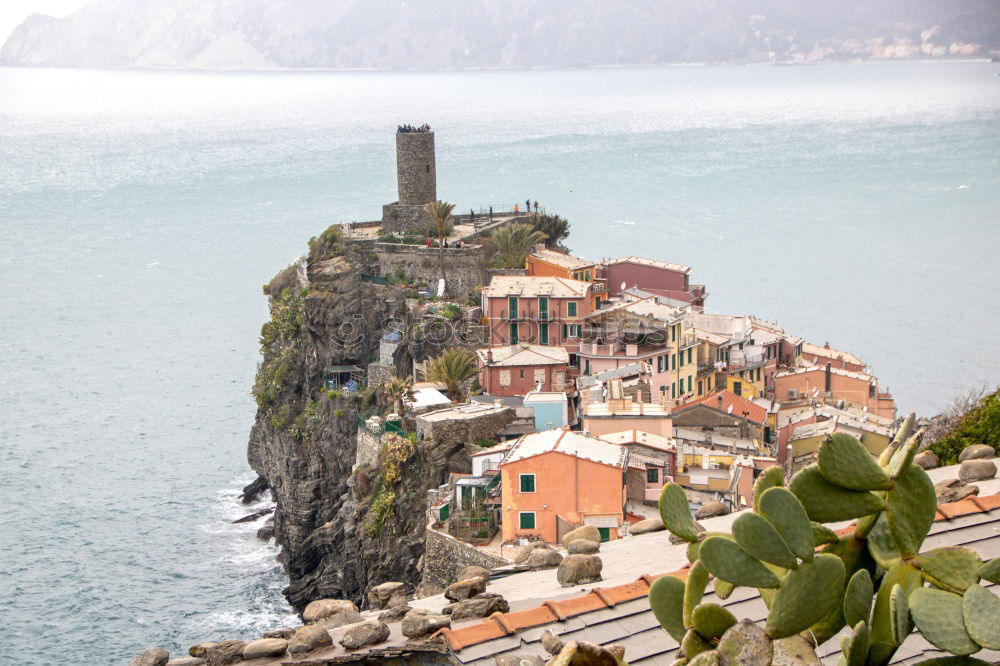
[725,354,766,371]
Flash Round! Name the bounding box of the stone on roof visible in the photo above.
[502,429,628,469]
[482,276,591,299]
[477,345,569,367]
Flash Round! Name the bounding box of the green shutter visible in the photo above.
[520,474,535,492]
[568,302,577,317]
[519,512,535,529]
[509,323,518,344]
[540,325,549,345]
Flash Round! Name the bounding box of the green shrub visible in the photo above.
[930,388,1000,465]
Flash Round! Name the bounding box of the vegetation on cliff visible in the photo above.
[929,387,1000,465]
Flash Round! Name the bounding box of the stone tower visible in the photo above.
[396,130,436,205]
[382,127,437,233]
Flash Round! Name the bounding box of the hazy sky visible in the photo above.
[0,0,87,44]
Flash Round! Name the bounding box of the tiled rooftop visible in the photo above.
[502,428,628,468]
[530,249,597,271]
[482,275,592,299]
[597,430,675,452]
[477,345,570,367]
[608,256,691,275]
[675,389,768,425]
[775,364,876,383]
[801,342,865,367]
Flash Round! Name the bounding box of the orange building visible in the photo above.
[499,429,628,543]
[774,364,896,420]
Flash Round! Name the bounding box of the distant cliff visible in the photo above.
[3,0,999,70]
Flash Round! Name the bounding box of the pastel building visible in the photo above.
[604,256,707,308]
[800,342,867,373]
[523,391,570,431]
[481,275,595,355]
[476,345,570,397]
[499,429,628,543]
[774,364,896,420]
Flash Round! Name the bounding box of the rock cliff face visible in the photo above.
[246,229,473,612]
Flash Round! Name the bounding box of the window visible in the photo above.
[538,296,548,320]
[540,324,549,345]
[499,370,511,386]
[597,527,611,542]
[594,296,601,309]
[519,512,536,529]
[553,370,565,387]
[672,325,677,342]
[584,271,591,281]
[698,380,703,395]
[679,351,685,367]
[519,369,525,379]
[657,355,663,373]
[567,302,578,317]
[509,323,518,344]
[563,324,580,338]
[569,353,578,368]
[671,353,676,370]
[647,468,659,484]
[756,367,761,381]
[688,376,693,392]
[671,382,676,399]
[519,474,536,493]
[508,296,519,319]
[688,348,693,364]
[534,368,546,385]
[733,381,742,396]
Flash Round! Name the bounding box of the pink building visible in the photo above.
[604,256,706,307]
[481,276,595,355]
[476,345,570,397]
[800,342,866,373]
[774,364,896,420]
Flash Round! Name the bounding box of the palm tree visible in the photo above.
[380,375,414,417]
[426,348,478,402]
[491,222,548,269]
[530,214,571,251]
[424,200,456,292]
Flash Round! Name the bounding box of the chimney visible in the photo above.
[825,363,832,393]
[716,394,724,410]
[486,350,494,364]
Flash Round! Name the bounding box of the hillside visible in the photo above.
[2,0,999,70]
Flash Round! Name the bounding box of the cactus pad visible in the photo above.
[660,483,699,542]
[789,465,884,522]
[885,464,936,558]
[759,486,815,562]
[818,433,891,491]
[649,574,687,643]
[681,628,712,659]
[691,603,737,640]
[713,579,734,600]
[844,569,874,628]
[917,547,983,594]
[869,563,922,665]
[683,561,709,629]
[717,620,773,665]
[765,553,846,639]
[698,536,781,589]
[841,620,870,666]
[890,583,912,645]
[753,466,784,509]
[685,650,719,666]
[811,521,840,547]
[732,511,798,569]
[867,512,902,570]
[886,429,923,479]
[909,588,981,656]
[962,584,1000,650]
[978,558,1000,585]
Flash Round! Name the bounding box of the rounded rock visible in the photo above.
[629,517,665,535]
[287,625,333,654]
[958,444,996,462]
[458,565,490,583]
[694,501,729,519]
[556,554,603,587]
[242,638,288,659]
[444,576,486,601]
[302,599,361,626]
[568,539,600,555]
[561,525,601,548]
[339,619,390,650]
[716,619,773,665]
[959,459,997,482]
[367,581,408,610]
[525,547,563,570]
[913,450,939,470]
[401,609,451,639]
[129,647,169,666]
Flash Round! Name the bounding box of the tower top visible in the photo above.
[397,123,432,134]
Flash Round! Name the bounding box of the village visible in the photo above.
[345,126,900,556]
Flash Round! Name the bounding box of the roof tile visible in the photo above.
[438,619,508,651]
[503,606,559,631]
[937,498,983,520]
[550,592,609,617]
[595,580,651,605]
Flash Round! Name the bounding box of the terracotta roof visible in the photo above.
[502,428,628,469]
[433,492,1000,662]
[676,390,767,424]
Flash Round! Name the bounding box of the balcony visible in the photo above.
[500,309,562,322]
[723,354,766,371]
[578,342,649,358]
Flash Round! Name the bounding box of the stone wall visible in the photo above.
[396,131,436,206]
[367,362,394,391]
[371,243,491,297]
[416,407,516,449]
[382,203,431,234]
[355,416,384,470]
[421,526,509,589]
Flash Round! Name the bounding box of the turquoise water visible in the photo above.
[1,62,998,664]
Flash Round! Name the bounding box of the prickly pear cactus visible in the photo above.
[647,413,1000,666]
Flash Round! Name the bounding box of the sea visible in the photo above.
[0,61,998,664]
